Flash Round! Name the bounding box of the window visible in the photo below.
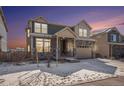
[36,38,43,52]
[83,29,87,37]
[27,45,30,52]
[42,24,47,34]
[27,29,30,37]
[34,22,48,34]
[111,34,117,42]
[44,39,51,52]
[35,23,41,33]
[79,28,87,37]
[79,28,83,37]
[36,38,51,53]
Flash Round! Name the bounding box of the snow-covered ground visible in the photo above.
[0,69,114,86]
[0,58,123,86]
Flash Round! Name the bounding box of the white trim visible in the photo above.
[30,33,53,38]
[108,42,124,45]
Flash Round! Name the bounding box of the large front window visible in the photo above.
[34,22,47,34]
[36,38,51,53]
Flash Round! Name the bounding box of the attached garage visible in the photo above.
[75,40,94,58]
[76,47,92,58]
[109,43,124,59]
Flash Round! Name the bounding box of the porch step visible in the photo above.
[64,57,80,63]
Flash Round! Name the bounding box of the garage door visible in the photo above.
[76,48,92,58]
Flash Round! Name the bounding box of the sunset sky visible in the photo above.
[2,6,124,48]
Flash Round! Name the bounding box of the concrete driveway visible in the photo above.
[0,58,124,85]
[38,59,117,76]
[0,59,117,76]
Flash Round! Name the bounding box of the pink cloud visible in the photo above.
[90,15,124,31]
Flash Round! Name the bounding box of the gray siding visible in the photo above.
[74,21,91,38]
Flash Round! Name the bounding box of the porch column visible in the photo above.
[56,35,59,62]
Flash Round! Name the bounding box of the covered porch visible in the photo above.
[55,27,77,60]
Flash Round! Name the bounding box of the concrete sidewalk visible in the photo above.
[78,76,124,86]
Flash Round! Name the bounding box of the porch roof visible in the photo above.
[55,27,78,38]
[109,42,124,45]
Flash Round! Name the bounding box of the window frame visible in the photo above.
[27,45,30,52]
[34,22,48,34]
[83,29,88,37]
[79,28,88,37]
[27,29,30,37]
[79,28,83,37]
[41,24,48,34]
[36,38,51,53]
[111,34,117,42]
[34,22,41,33]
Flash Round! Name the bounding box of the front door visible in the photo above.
[60,38,74,57]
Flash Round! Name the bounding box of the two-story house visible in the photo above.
[0,7,8,52]
[92,27,124,59]
[25,16,95,60]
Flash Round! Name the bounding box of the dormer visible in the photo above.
[107,27,121,43]
[27,16,48,34]
[73,20,92,38]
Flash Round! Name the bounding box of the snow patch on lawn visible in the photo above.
[0,69,115,86]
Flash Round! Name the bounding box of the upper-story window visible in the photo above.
[83,29,87,37]
[34,22,47,34]
[35,23,41,33]
[79,28,87,37]
[111,34,117,42]
[79,28,83,37]
[42,24,47,34]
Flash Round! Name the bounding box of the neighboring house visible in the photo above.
[25,16,95,59]
[91,27,124,59]
[0,7,8,52]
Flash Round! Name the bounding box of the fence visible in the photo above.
[0,51,33,63]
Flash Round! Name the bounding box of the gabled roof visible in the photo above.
[55,26,78,38]
[73,20,92,30]
[31,16,48,23]
[91,27,120,36]
[0,7,8,32]
[29,16,92,35]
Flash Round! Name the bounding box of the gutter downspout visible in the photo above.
[56,35,59,66]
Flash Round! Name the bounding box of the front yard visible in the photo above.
[0,58,124,86]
